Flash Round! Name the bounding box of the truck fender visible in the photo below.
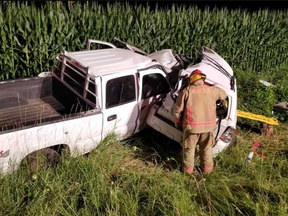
[19,144,70,171]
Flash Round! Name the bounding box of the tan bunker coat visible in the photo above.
[173,84,227,173]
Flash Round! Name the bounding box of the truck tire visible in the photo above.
[21,148,61,172]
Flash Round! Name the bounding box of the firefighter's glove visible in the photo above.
[222,99,228,108]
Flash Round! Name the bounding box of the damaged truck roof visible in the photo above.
[65,48,158,77]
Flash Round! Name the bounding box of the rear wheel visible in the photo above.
[21,148,61,172]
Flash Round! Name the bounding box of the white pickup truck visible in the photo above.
[0,39,237,174]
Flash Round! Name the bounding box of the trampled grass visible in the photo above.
[1,125,287,216]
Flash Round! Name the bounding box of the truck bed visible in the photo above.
[0,96,65,130]
[0,75,92,132]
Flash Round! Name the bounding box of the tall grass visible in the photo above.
[1,127,288,216]
[0,1,287,80]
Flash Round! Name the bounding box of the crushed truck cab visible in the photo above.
[146,47,237,156]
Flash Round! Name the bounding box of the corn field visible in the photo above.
[0,1,288,80]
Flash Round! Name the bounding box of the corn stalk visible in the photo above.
[0,2,287,80]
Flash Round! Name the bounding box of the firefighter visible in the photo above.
[173,69,227,174]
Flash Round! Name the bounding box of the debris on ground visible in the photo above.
[247,141,266,163]
[259,80,274,87]
[260,123,274,137]
[274,101,288,113]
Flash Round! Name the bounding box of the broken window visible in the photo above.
[142,73,170,99]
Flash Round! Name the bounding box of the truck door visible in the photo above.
[137,68,171,131]
[101,73,139,139]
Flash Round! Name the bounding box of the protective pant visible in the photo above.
[182,130,214,174]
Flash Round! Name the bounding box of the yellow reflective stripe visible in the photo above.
[237,110,279,126]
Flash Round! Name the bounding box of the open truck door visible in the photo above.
[136,67,171,131]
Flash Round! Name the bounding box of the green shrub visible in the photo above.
[237,69,276,117]
[236,65,288,125]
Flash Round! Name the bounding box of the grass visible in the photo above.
[1,125,287,216]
